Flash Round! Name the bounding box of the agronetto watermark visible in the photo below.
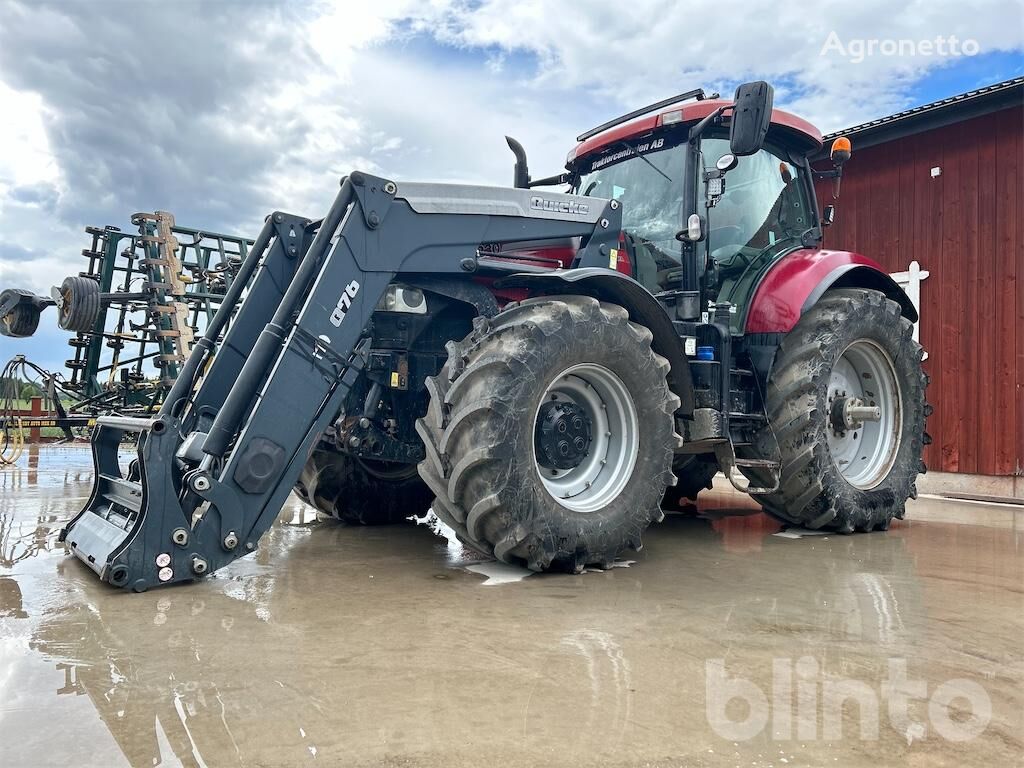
[820,32,980,64]
[706,657,991,743]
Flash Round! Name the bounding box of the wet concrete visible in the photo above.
[0,446,1021,767]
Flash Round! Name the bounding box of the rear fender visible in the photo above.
[745,249,917,334]
[497,268,694,416]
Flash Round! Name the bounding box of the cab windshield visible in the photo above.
[575,143,684,276]
[573,136,811,298]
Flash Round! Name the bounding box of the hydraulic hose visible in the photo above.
[202,178,355,459]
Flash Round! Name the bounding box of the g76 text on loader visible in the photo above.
[59,82,929,590]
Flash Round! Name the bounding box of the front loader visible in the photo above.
[60,174,650,589]
[60,81,929,590]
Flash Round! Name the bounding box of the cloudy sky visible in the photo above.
[1,0,1022,370]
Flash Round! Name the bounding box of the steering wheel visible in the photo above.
[709,224,744,246]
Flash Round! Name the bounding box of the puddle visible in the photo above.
[464,562,533,585]
[772,528,830,539]
[463,558,636,585]
[581,560,635,573]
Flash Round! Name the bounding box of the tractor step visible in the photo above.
[722,458,781,495]
[733,457,779,469]
[713,439,782,496]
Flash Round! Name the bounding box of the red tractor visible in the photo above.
[59,82,929,590]
[501,82,930,534]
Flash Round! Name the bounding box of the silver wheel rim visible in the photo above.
[826,340,902,489]
[534,363,639,512]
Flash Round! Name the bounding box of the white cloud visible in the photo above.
[428,0,1023,128]
[0,0,1021,371]
[0,81,62,198]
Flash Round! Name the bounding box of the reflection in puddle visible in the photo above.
[773,528,831,539]
[464,561,533,585]
[0,447,1020,767]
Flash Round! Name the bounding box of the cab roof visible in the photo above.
[567,99,823,167]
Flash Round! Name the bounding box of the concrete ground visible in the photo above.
[0,446,1021,767]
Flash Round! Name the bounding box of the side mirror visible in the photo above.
[822,204,836,226]
[729,81,774,156]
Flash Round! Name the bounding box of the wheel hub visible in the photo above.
[534,364,639,513]
[535,400,593,470]
[825,340,902,490]
[829,395,882,434]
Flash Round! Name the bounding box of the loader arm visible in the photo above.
[60,172,621,590]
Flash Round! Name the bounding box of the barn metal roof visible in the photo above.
[820,77,1023,151]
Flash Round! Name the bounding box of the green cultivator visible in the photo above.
[0,212,253,416]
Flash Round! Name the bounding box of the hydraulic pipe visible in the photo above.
[202,178,355,458]
[161,216,276,417]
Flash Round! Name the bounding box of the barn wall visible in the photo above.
[813,104,1023,476]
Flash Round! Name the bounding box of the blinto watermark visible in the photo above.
[820,32,980,64]
[706,657,992,743]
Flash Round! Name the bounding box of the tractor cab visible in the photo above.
[563,86,825,333]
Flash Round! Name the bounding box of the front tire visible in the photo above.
[295,448,433,525]
[416,296,680,572]
[749,288,929,532]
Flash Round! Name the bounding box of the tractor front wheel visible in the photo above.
[416,296,680,572]
[295,448,433,525]
[750,288,929,532]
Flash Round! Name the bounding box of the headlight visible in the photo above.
[378,285,427,314]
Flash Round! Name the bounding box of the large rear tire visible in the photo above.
[748,288,929,532]
[294,448,433,525]
[416,295,681,572]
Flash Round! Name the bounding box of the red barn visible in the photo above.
[813,78,1024,496]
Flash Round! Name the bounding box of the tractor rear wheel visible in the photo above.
[295,448,433,525]
[748,288,929,532]
[662,454,718,510]
[416,295,680,572]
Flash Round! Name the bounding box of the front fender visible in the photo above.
[497,268,694,417]
[745,249,917,334]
